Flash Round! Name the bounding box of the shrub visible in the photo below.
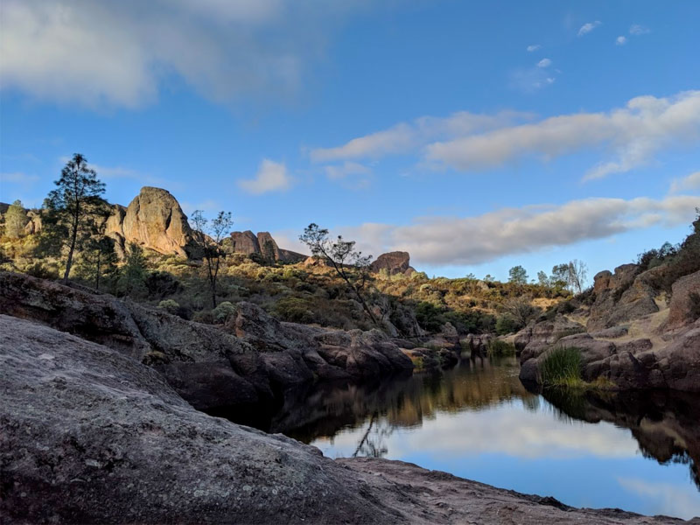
[540,346,583,387]
[212,301,237,323]
[495,314,518,335]
[273,296,315,324]
[24,262,58,280]
[145,271,181,299]
[487,340,516,357]
[157,299,180,314]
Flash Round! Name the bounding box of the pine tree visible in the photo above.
[43,154,108,281]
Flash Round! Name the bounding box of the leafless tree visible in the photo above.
[191,210,233,308]
[300,223,377,325]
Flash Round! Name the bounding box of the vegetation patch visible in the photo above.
[487,340,516,357]
[540,346,584,388]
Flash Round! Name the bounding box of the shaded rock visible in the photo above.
[371,251,411,275]
[1,315,677,524]
[591,326,629,339]
[515,315,586,363]
[588,264,659,332]
[666,270,700,332]
[229,230,261,255]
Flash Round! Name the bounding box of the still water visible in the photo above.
[270,358,700,520]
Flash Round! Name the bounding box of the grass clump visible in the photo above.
[540,346,583,387]
[487,339,516,357]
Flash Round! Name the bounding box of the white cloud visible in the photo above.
[0,0,370,109]
[630,24,650,36]
[0,172,39,184]
[537,58,552,68]
[324,162,372,180]
[578,20,602,37]
[425,91,700,178]
[510,66,558,92]
[670,171,700,194]
[618,478,700,520]
[526,44,541,52]
[616,36,627,46]
[329,194,700,267]
[309,111,533,163]
[238,159,292,195]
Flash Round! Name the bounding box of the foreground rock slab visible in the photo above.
[0,315,688,524]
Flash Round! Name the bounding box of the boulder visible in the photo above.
[1,315,670,524]
[370,251,411,275]
[106,187,195,257]
[229,230,261,255]
[588,264,659,332]
[665,270,700,332]
[515,315,586,363]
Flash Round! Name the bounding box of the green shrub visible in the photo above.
[157,299,180,314]
[273,296,316,324]
[212,301,237,323]
[495,314,518,335]
[540,346,583,387]
[487,339,516,357]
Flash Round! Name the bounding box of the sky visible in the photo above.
[1,0,699,281]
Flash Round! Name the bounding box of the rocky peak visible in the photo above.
[106,187,195,258]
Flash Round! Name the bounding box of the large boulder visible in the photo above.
[229,230,261,255]
[106,187,195,257]
[0,315,678,524]
[665,270,700,332]
[588,264,659,332]
[515,315,586,362]
[371,251,412,275]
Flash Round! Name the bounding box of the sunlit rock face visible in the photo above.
[105,187,195,258]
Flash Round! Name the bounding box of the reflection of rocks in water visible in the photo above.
[271,358,538,448]
[540,387,700,489]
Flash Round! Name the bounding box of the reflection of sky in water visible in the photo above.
[311,397,700,519]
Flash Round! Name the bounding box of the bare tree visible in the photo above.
[191,210,233,308]
[567,259,588,295]
[300,223,377,325]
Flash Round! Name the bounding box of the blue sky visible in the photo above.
[1,0,699,281]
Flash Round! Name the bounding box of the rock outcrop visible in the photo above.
[1,315,682,524]
[0,271,412,416]
[371,251,414,275]
[226,230,306,263]
[106,187,196,258]
[588,264,659,332]
[666,270,700,332]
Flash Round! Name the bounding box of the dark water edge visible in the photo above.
[213,357,700,518]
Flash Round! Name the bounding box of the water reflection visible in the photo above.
[266,358,700,518]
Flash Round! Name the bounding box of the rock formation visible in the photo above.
[371,251,414,275]
[0,271,412,416]
[1,314,681,524]
[106,187,196,258]
[517,237,700,391]
[226,230,306,263]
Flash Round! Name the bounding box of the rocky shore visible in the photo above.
[1,314,691,524]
